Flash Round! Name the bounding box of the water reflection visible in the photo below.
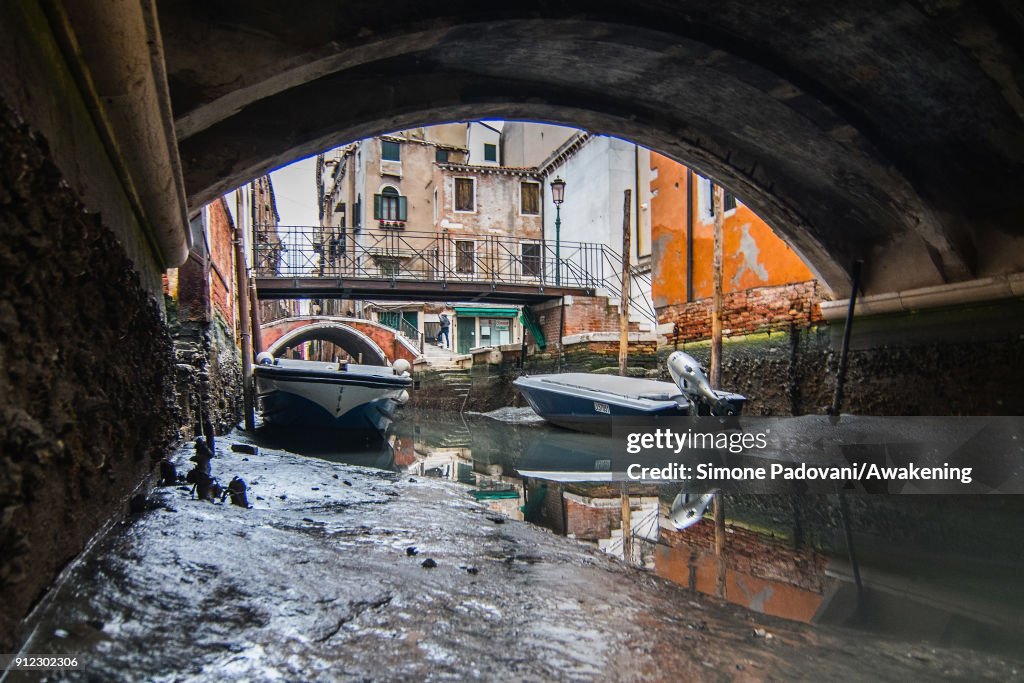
[276,408,1024,656]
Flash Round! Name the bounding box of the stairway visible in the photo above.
[439,370,473,401]
[419,341,473,370]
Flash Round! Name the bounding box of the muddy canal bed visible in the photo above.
[9,432,1022,682]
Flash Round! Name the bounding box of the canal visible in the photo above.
[6,408,1023,681]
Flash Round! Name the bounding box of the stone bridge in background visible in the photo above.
[260,316,421,366]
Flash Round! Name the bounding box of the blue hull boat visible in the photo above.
[513,351,746,433]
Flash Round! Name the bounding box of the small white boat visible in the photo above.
[254,354,411,431]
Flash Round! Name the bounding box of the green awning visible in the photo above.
[470,489,520,501]
[454,307,517,318]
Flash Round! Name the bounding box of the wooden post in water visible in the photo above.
[713,492,726,599]
[618,190,632,377]
[249,277,263,354]
[235,191,255,431]
[711,184,725,386]
[620,483,633,565]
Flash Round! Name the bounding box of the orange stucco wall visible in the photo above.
[649,152,814,309]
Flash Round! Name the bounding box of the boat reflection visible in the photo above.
[389,408,1024,653]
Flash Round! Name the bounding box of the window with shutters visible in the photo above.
[700,178,738,219]
[374,186,407,226]
[455,240,475,274]
[520,181,540,215]
[454,177,475,212]
[435,149,449,163]
[381,139,401,162]
[521,242,541,277]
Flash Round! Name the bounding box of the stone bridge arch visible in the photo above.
[261,316,421,366]
[158,2,1024,298]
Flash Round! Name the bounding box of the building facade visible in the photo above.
[317,124,535,354]
[648,152,824,342]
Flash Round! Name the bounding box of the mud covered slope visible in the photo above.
[14,436,1021,682]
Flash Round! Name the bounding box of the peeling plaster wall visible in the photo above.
[649,152,816,310]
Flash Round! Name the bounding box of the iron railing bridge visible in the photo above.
[254,226,655,319]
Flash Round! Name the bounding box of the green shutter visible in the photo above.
[373,194,382,219]
[398,196,408,221]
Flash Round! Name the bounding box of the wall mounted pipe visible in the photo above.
[44,0,191,268]
[820,273,1024,320]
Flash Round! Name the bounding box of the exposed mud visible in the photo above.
[8,434,1021,681]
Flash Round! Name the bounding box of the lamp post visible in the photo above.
[550,176,566,286]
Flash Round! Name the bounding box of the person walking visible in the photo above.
[436,311,451,349]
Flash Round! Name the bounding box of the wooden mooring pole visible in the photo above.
[235,192,255,431]
[710,184,725,386]
[713,492,727,599]
[620,483,633,565]
[618,189,632,377]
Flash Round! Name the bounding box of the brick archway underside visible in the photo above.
[266,322,389,366]
[160,1,1024,297]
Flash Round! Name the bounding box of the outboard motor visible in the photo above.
[667,351,746,416]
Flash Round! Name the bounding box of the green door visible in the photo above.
[457,316,476,354]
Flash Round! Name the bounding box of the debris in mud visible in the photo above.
[225,476,251,508]
[421,558,437,568]
[406,546,418,556]
[486,515,505,524]
[466,566,479,575]
[231,444,258,455]
[158,459,178,486]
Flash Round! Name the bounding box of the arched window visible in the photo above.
[374,186,407,224]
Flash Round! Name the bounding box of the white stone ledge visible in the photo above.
[562,331,659,345]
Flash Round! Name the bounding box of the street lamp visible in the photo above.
[550,176,566,286]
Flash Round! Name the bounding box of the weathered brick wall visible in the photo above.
[205,198,236,331]
[659,280,825,343]
[659,520,827,593]
[528,295,640,350]
[565,496,621,540]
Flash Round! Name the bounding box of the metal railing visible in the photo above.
[255,225,606,290]
[255,225,658,324]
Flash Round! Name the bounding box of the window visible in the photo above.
[381,139,401,162]
[520,181,540,215]
[706,181,737,218]
[375,255,400,277]
[455,240,475,274]
[374,186,408,223]
[521,243,541,277]
[435,149,449,163]
[354,195,361,229]
[454,177,475,212]
[483,143,497,162]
